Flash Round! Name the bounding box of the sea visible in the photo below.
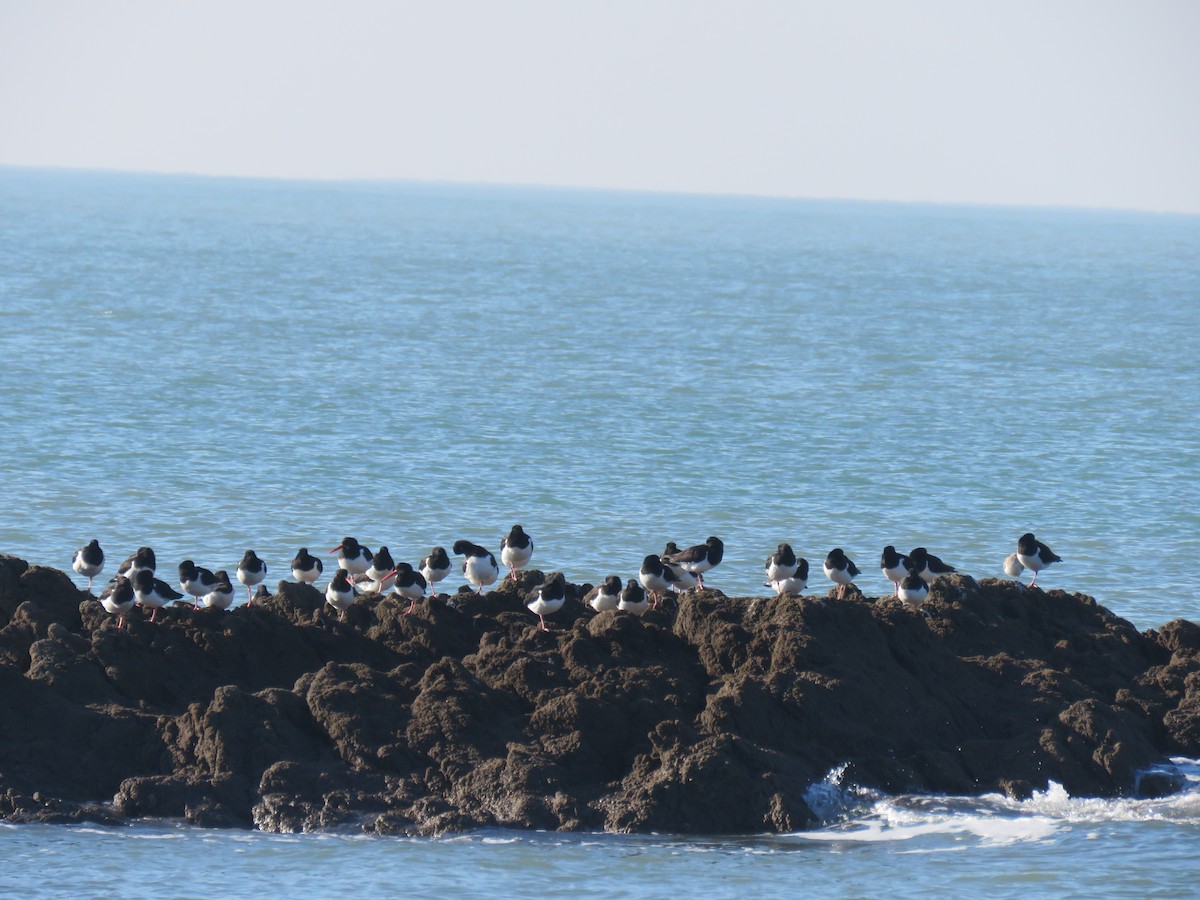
[1,167,1198,896]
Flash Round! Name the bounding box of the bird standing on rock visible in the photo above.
[1017,533,1061,588]
[133,568,183,622]
[897,572,930,609]
[824,549,860,599]
[880,546,910,597]
[237,550,268,603]
[665,536,724,588]
[590,575,622,612]
[325,568,357,615]
[420,547,452,598]
[330,537,373,581]
[98,575,135,629]
[453,540,499,594]
[179,560,219,608]
[907,547,956,584]
[291,547,324,585]
[387,562,427,614]
[766,543,799,584]
[618,579,650,617]
[639,554,677,608]
[72,539,105,592]
[501,525,533,578]
[527,571,567,631]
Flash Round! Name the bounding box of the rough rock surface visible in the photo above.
[2,554,1199,834]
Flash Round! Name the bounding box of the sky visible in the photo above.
[1,0,1198,213]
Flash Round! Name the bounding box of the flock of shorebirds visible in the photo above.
[68,528,1062,632]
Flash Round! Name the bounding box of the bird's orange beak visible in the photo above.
[329,544,343,554]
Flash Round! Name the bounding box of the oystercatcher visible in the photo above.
[1016,533,1061,588]
[500,525,533,578]
[72,539,105,592]
[236,550,268,602]
[452,540,499,594]
[823,548,860,599]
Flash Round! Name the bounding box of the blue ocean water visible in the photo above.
[1,169,1199,892]
[3,768,1200,898]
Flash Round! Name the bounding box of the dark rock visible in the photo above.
[1,556,1199,835]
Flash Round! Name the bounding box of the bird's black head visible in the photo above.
[602,575,622,593]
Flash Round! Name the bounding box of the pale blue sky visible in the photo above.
[2,0,1197,212]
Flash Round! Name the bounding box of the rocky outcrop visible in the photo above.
[1,554,1199,834]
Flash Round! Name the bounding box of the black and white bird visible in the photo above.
[880,545,910,597]
[98,575,136,629]
[590,575,622,613]
[765,543,800,584]
[115,546,156,580]
[638,554,677,608]
[387,562,428,614]
[291,547,324,585]
[823,548,860,599]
[420,547,452,598]
[907,547,957,584]
[658,544,700,592]
[325,568,357,614]
[179,560,220,608]
[366,545,397,593]
[330,537,373,580]
[771,557,810,596]
[665,536,724,588]
[897,572,930,609]
[236,550,268,602]
[618,578,650,617]
[452,540,500,594]
[526,571,567,631]
[500,525,533,578]
[202,570,235,611]
[1016,533,1061,588]
[72,539,105,592]
[132,568,183,622]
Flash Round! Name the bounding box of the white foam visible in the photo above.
[789,758,1200,846]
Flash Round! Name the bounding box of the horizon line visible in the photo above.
[2,162,1197,220]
